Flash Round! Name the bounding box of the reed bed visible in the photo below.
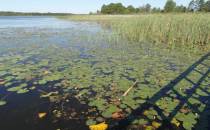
[60,14,210,50]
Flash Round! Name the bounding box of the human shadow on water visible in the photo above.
[112,51,210,130]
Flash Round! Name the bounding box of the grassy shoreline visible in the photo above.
[59,14,210,51]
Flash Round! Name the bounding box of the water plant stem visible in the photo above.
[122,80,138,97]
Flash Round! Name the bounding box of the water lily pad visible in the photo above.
[102,105,118,118]
[0,100,6,106]
[38,80,47,85]
[7,83,27,92]
[88,99,107,111]
[86,119,96,125]
[7,86,23,92]
[152,121,161,129]
[17,88,29,94]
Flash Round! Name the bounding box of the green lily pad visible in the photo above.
[17,88,29,94]
[7,83,27,92]
[7,86,23,92]
[86,119,97,125]
[0,100,6,106]
[38,80,47,85]
[101,105,118,118]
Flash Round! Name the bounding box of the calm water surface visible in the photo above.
[0,16,100,29]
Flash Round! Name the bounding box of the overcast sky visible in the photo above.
[0,0,192,14]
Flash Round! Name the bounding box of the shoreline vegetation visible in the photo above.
[59,14,210,51]
[1,1,210,52]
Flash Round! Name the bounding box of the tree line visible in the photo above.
[0,11,72,16]
[99,0,210,14]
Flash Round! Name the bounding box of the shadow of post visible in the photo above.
[112,51,210,130]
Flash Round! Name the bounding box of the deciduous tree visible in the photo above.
[164,0,176,12]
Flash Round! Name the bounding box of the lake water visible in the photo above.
[0,16,209,130]
[0,16,101,29]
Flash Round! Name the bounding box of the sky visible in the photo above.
[0,0,192,14]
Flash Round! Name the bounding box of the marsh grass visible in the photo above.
[60,14,210,50]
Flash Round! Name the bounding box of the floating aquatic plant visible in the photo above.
[0,100,6,106]
[4,82,29,95]
[0,71,7,76]
[0,17,208,130]
[7,83,27,92]
[101,105,118,118]
[132,118,148,125]
[38,79,47,85]
[175,112,197,130]
[86,119,97,125]
[17,88,29,94]
[88,99,107,111]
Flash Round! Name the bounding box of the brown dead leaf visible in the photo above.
[112,111,125,120]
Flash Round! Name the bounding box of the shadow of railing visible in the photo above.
[112,51,210,130]
[193,91,210,130]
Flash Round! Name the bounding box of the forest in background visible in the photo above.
[1,0,210,15]
[96,0,210,14]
